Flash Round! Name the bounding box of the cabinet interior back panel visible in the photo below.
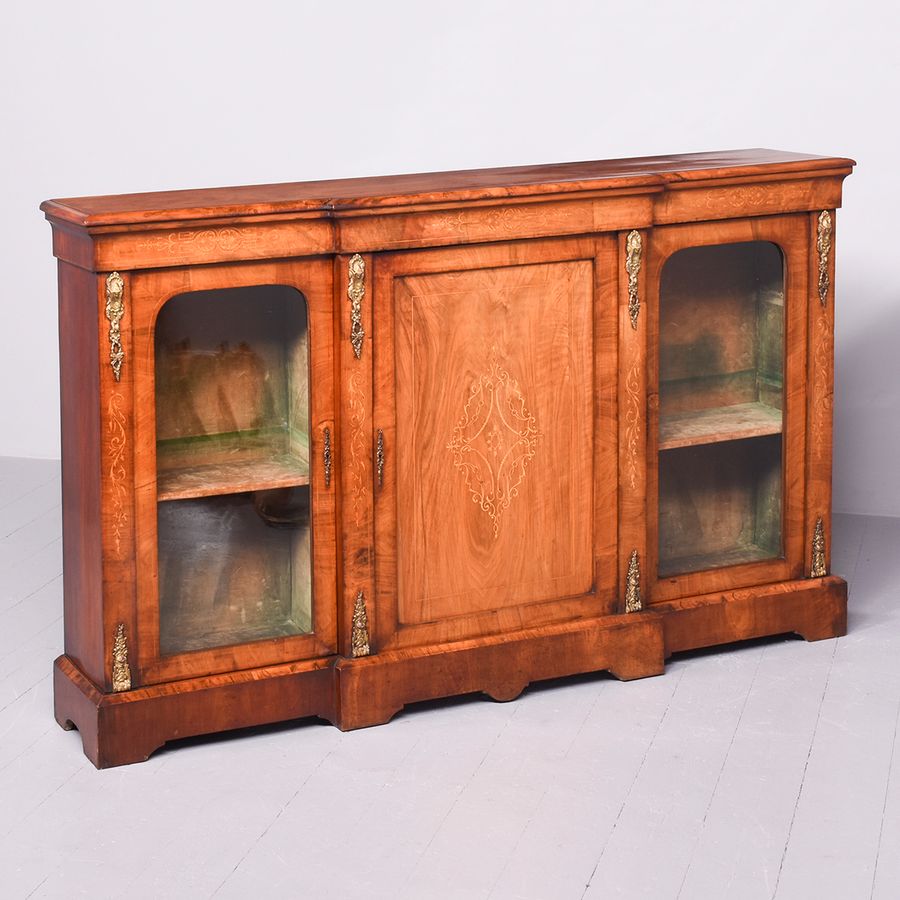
[393,260,595,624]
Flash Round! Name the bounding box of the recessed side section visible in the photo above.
[658,241,785,577]
[153,285,313,654]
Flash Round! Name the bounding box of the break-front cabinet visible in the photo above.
[44,149,853,766]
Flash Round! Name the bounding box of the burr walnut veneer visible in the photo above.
[43,149,854,767]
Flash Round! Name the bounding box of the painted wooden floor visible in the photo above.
[0,456,896,899]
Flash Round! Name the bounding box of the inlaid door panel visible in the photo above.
[373,237,618,651]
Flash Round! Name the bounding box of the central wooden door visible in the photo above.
[372,237,618,652]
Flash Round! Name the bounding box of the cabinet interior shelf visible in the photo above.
[658,543,780,579]
[659,401,782,451]
[157,454,309,502]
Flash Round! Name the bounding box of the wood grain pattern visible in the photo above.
[53,653,336,769]
[42,152,854,271]
[618,230,648,612]
[805,209,837,576]
[373,239,613,652]
[97,270,139,692]
[338,253,375,658]
[42,149,851,226]
[656,575,847,652]
[659,402,782,449]
[335,194,655,254]
[156,455,309,501]
[654,175,847,225]
[335,614,668,731]
[53,566,847,767]
[396,260,591,617]
[57,263,105,687]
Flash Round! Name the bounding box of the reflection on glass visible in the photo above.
[154,285,312,654]
[658,242,784,577]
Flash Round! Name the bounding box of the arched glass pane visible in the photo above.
[658,241,784,577]
[154,285,312,654]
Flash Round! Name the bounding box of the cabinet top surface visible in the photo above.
[41,149,854,228]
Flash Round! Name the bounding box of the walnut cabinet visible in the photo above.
[42,149,854,767]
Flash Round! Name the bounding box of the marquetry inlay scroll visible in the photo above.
[625,230,643,329]
[107,393,128,556]
[625,549,642,613]
[347,370,367,526]
[446,351,540,539]
[348,253,366,359]
[111,623,131,692]
[811,516,827,578]
[812,311,834,462]
[351,590,371,658]
[816,211,832,307]
[105,272,125,381]
[623,360,642,491]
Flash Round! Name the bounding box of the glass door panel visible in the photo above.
[657,241,784,577]
[154,285,313,654]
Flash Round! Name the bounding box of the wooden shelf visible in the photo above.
[659,402,782,451]
[659,543,780,579]
[157,455,309,502]
[161,615,308,654]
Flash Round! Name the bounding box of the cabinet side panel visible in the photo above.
[58,261,104,686]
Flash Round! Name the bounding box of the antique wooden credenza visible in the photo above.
[42,149,854,767]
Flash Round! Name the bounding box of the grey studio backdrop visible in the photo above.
[1,0,897,517]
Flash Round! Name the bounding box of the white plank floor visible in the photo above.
[0,456,897,900]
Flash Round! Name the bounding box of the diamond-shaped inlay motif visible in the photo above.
[447,351,540,538]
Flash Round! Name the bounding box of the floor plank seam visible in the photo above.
[869,694,900,900]
[579,665,688,899]
[399,702,522,895]
[0,673,51,720]
[675,644,767,899]
[771,636,839,899]
[209,747,338,897]
[4,765,82,841]
[1,505,61,544]
[23,873,49,899]
[0,614,62,680]
[0,474,60,517]
[849,517,870,583]
[562,679,611,761]
[3,572,63,615]
[484,681,613,898]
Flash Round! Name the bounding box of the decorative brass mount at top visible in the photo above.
[348,254,365,359]
[625,231,643,330]
[105,272,125,382]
